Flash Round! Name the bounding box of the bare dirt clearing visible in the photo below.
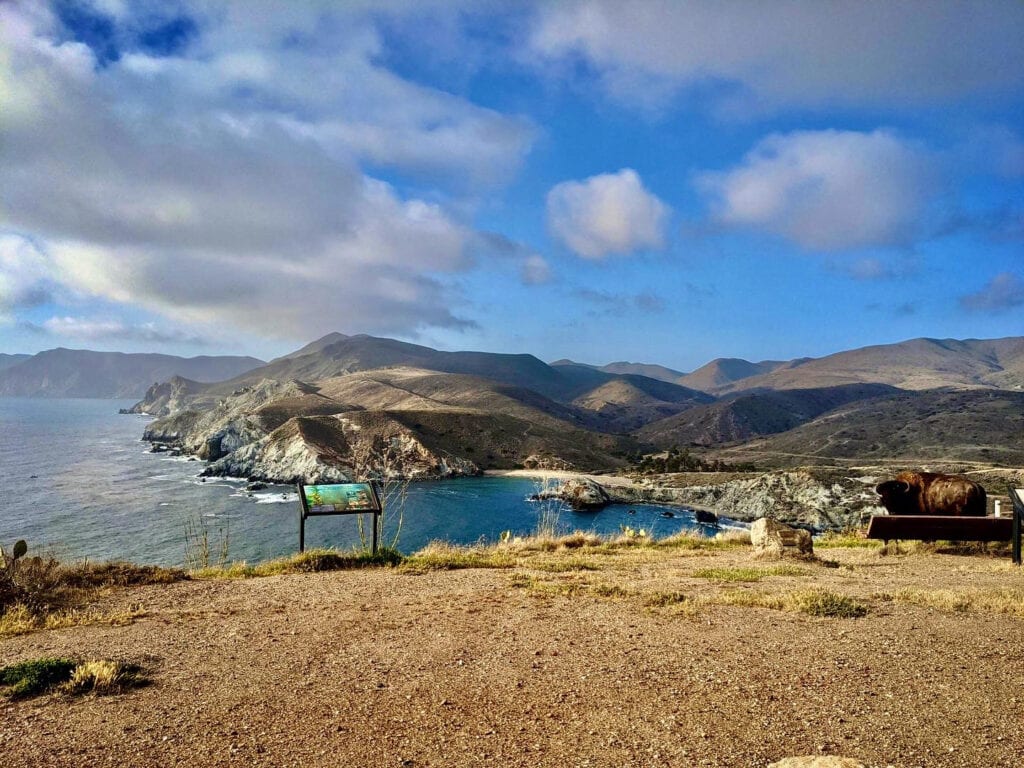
[3,543,1024,767]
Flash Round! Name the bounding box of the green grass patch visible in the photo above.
[1,658,149,699]
[1,658,76,699]
[708,588,868,617]
[692,565,809,582]
[193,547,404,578]
[790,589,868,618]
[642,590,690,607]
[815,532,882,549]
[529,558,600,573]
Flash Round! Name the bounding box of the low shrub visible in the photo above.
[62,660,147,695]
[790,590,868,618]
[0,658,76,699]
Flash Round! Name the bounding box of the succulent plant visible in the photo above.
[2,539,28,573]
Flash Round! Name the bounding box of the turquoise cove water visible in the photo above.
[0,398,733,566]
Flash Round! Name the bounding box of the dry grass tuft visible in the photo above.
[0,603,146,639]
[655,530,751,551]
[642,590,690,608]
[403,542,515,572]
[1,657,147,699]
[706,588,868,617]
[62,660,147,695]
[889,587,1024,617]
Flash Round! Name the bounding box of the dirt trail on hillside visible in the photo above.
[3,547,1024,768]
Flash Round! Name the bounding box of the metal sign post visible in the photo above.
[296,482,383,554]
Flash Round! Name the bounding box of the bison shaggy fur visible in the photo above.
[875,471,986,517]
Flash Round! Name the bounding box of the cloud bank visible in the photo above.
[0,1,537,342]
[529,0,1024,112]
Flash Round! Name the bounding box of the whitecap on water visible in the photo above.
[253,492,298,504]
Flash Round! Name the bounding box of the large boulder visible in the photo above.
[533,477,610,510]
[751,517,813,557]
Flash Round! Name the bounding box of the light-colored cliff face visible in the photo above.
[205,413,479,484]
[140,374,482,483]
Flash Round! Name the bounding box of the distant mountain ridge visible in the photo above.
[0,348,266,398]
[676,357,801,392]
[708,337,1024,394]
[0,353,30,371]
[8,331,1024,474]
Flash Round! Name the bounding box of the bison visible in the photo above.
[875,471,986,517]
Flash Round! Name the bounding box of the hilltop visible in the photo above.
[121,332,1024,487]
[4,537,1024,767]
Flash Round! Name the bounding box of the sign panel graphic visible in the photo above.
[301,483,377,514]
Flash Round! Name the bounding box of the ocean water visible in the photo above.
[0,398,730,567]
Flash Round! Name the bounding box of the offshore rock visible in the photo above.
[533,477,610,510]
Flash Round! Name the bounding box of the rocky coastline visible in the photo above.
[530,470,893,531]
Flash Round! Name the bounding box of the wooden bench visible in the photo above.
[866,486,1023,565]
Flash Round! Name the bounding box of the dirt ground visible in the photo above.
[3,543,1024,768]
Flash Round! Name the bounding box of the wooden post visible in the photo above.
[297,483,306,553]
[371,510,379,555]
[1011,487,1022,566]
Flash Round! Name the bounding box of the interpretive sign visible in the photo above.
[297,482,382,554]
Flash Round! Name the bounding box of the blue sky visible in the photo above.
[1,1,1022,370]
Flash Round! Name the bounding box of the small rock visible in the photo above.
[769,758,864,768]
[693,509,718,525]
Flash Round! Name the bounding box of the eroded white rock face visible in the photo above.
[206,413,478,484]
[209,432,354,484]
[750,517,813,557]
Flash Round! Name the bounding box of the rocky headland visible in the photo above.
[124,332,1024,531]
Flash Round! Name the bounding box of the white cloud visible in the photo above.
[35,316,207,345]
[529,0,1024,112]
[520,254,552,285]
[0,2,541,341]
[696,130,938,251]
[547,169,669,259]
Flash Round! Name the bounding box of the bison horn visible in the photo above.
[875,480,911,495]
